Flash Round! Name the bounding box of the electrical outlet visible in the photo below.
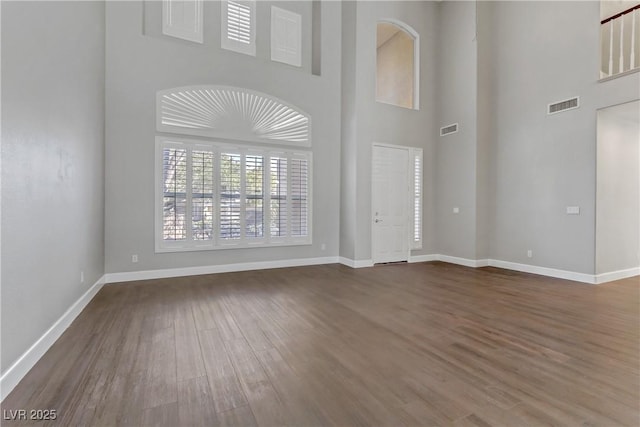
[321,243,326,251]
[80,271,85,283]
[453,207,460,214]
[566,206,580,215]
[132,254,138,263]
[527,250,533,258]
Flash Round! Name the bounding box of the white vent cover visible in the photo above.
[440,123,459,136]
[548,97,579,115]
[157,86,311,146]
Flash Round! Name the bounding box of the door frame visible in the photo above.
[371,142,416,264]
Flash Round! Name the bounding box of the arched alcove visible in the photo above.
[376,20,420,110]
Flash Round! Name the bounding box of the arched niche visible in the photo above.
[376,20,420,110]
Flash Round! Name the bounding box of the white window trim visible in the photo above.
[221,0,257,56]
[155,136,312,253]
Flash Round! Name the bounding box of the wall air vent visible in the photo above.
[440,123,459,136]
[548,97,580,115]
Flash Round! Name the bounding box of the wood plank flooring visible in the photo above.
[2,262,639,426]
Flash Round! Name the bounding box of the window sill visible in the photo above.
[156,239,312,253]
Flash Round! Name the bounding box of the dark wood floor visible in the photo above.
[2,262,639,426]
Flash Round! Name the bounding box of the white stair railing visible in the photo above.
[601,4,640,78]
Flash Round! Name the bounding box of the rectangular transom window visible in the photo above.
[271,6,302,67]
[222,0,256,56]
[156,137,312,252]
[162,0,204,44]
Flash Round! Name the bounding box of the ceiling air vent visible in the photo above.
[548,97,579,115]
[440,123,459,136]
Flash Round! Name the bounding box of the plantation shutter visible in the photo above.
[222,1,256,56]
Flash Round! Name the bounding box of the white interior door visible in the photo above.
[372,145,410,263]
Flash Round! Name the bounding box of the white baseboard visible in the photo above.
[338,257,374,268]
[439,255,489,268]
[408,254,438,263]
[487,259,595,284]
[409,255,603,284]
[105,257,340,284]
[594,266,640,284]
[106,255,637,287]
[0,275,106,401]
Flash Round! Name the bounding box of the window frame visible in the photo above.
[155,136,312,253]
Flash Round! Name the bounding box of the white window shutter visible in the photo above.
[222,0,256,56]
[269,156,288,238]
[162,0,203,44]
[271,6,302,67]
[289,155,309,236]
[411,148,423,249]
[156,137,311,253]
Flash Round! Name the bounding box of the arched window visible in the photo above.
[376,20,419,110]
[155,86,312,252]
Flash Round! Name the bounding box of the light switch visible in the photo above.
[453,207,460,214]
[566,206,580,215]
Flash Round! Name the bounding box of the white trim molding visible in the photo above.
[487,259,595,284]
[0,275,106,401]
[404,255,633,285]
[105,257,339,284]
[439,255,489,268]
[408,254,438,263]
[106,256,639,287]
[594,266,640,284]
[338,257,374,269]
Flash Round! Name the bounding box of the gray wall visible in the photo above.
[435,0,479,260]
[596,101,640,274]
[484,1,639,274]
[339,0,358,260]
[1,1,105,373]
[475,0,494,261]
[105,1,342,274]
[340,1,439,262]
